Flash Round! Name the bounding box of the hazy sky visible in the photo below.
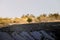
[0,0,60,17]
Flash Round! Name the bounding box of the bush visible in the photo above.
[27,18,32,23]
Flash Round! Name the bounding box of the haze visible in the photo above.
[0,0,60,17]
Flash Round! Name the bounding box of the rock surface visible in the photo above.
[0,22,60,40]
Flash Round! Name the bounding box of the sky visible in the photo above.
[0,0,60,17]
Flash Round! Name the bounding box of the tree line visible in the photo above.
[0,13,60,27]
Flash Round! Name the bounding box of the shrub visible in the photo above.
[27,18,32,23]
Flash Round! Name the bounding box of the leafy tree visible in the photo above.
[49,13,59,19]
[40,14,46,17]
[27,18,32,23]
[30,14,35,18]
[37,14,47,22]
[53,13,59,19]
[37,16,41,22]
[49,14,53,17]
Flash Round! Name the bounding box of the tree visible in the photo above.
[49,14,53,17]
[53,13,59,19]
[39,14,46,17]
[37,16,41,22]
[37,14,47,22]
[27,18,32,23]
[49,13,59,20]
[30,14,35,18]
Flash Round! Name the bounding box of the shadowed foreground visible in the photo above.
[0,22,60,40]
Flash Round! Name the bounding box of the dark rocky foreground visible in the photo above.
[0,22,60,40]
